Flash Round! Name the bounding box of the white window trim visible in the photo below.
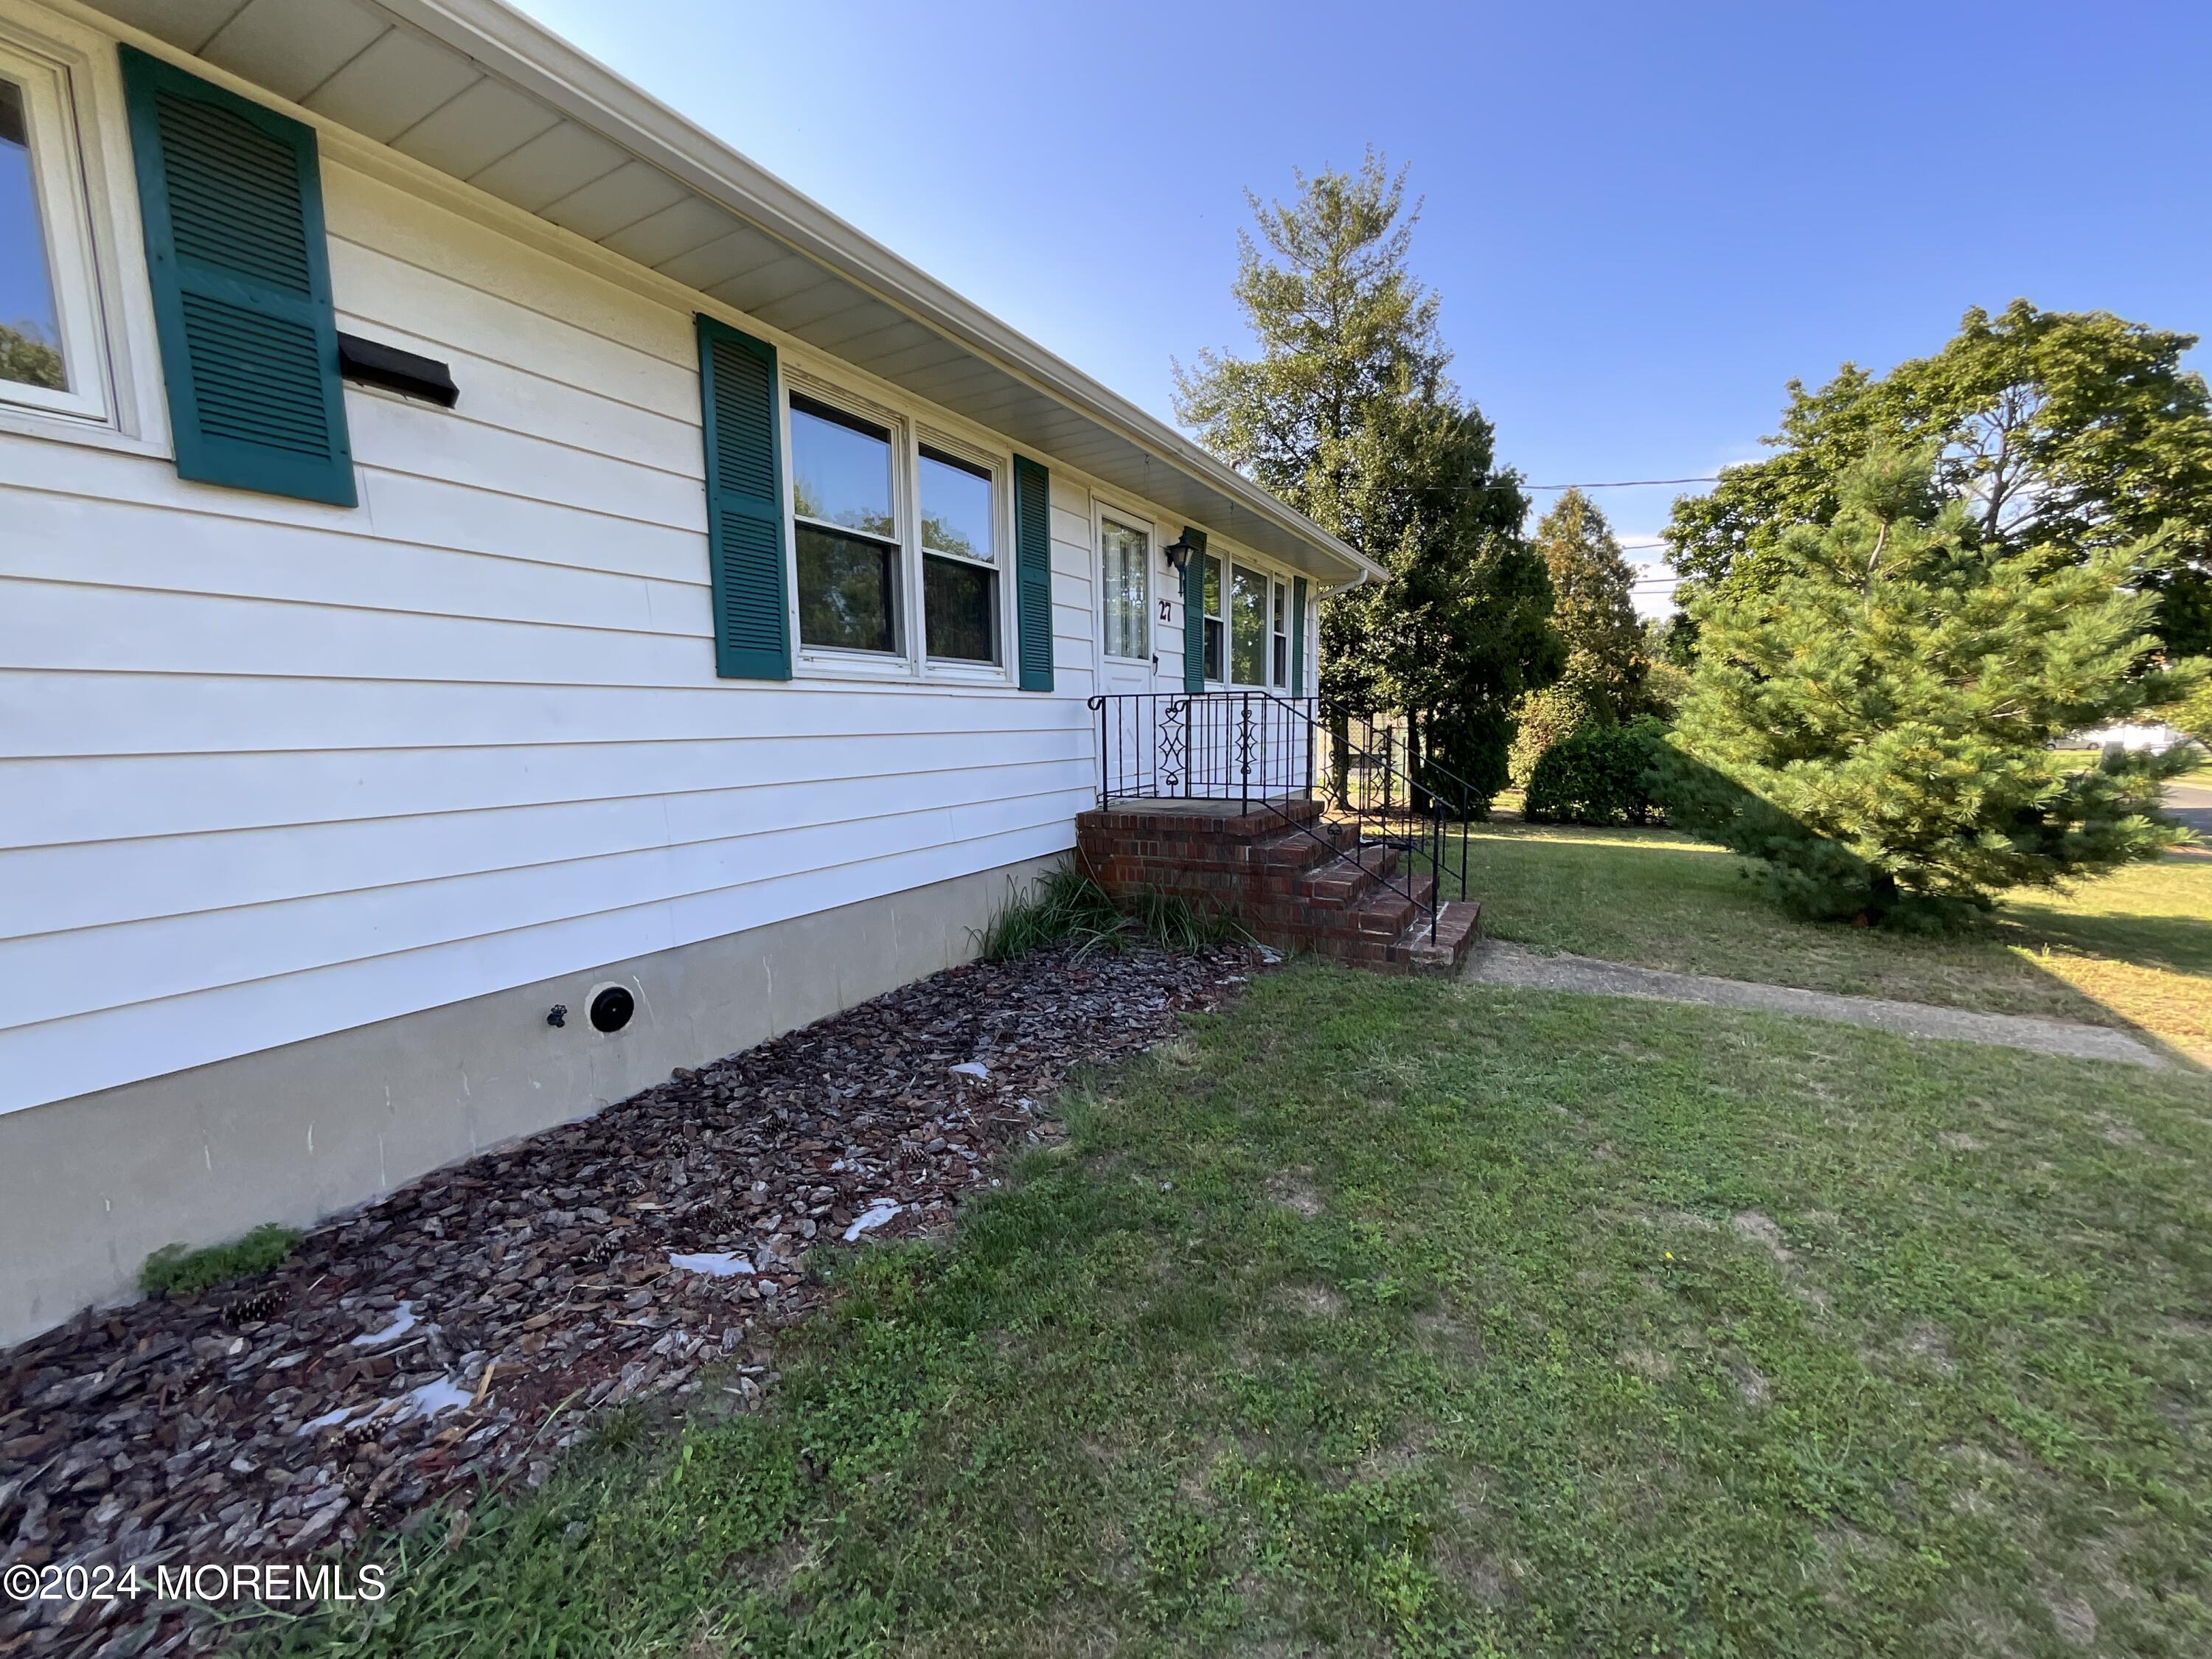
[1270,574,1291,690]
[782,374,912,678]
[780,363,1015,688]
[916,423,1013,681]
[1193,543,1306,694]
[0,15,121,429]
[1225,557,1274,689]
[1201,549,1225,687]
[1093,497,1154,666]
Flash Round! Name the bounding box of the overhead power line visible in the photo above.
[1413,474,1726,496]
[1524,476,1721,491]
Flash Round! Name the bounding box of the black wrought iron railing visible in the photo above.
[1085,691,1475,943]
[1088,690,1318,813]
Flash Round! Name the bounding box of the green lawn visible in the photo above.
[1441,822,2212,1060]
[266,965,2212,1658]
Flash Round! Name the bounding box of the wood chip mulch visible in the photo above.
[0,941,1262,1657]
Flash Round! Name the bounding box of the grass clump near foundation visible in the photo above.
[977,863,1245,962]
[140,1222,301,1299]
[975,864,1126,961]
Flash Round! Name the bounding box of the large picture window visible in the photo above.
[0,35,111,424]
[1100,515,1149,660]
[920,444,998,664]
[790,393,900,654]
[1229,563,1268,686]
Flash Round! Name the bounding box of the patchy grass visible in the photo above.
[260,966,2212,1657]
[139,1223,300,1299]
[1441,821,2212,1057]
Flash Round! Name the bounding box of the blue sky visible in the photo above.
[1,92,63,360]
[515,0,2212,609]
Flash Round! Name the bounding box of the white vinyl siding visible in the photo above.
[0,151,1102,1116]
[0,41,1326,1121]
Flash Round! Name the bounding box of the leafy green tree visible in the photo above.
[1666,448,2197,924]
[1534,489,1648,717]
[2157,680,2212,755]
[1349,392,1561,799]
[1506,685,1590,789]
[1639,620,1692,715]
[1665,302,2212,654]
[1175,151,1558,804]
[1508,490,1650,782]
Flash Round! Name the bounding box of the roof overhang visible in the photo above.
[84,0,1381,586]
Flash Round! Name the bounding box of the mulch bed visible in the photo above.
[0,941,1262,1656]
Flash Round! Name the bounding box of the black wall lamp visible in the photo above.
[1162,534,1197,574]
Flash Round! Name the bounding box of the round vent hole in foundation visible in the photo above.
[589,985,635,1034]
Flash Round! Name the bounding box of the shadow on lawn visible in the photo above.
[1991,858,2212,1069]
[1453,820,2208,1072]
[1995,900,2212,975]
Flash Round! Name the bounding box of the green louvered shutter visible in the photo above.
[1291,576,1310,698]
[118,47,353,507]
[695,316,790,680]
[1180,526,1208,693]
[1013,456,1052,691]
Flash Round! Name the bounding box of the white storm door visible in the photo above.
[1098,514,1158,794]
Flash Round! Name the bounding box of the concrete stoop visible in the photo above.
[1076,797,1484,976]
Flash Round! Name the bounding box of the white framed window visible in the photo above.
[919,442,1001,665]
[1228,560,1269,686]
[789,387,906,658]
[1099,510,1151,661]
[1200,552,1224,683]
[0,26,113,425]
[1272,578,1290,688]
[781,368,1014,684]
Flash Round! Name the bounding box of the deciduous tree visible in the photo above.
[1664,302,2212,655]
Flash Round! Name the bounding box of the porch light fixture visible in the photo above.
[1162,535,1196,574]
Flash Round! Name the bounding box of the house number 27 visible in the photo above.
[1158,600,1172,622]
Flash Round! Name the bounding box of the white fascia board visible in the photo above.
[368,0,1383,588]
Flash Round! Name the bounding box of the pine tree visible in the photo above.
[1174,152,1558,805]
[1666,448,2199,923]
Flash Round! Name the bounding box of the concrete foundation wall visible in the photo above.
[0,852,1061,1347]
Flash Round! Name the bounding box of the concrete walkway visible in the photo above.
[1461,940,2170,1070]
[2165,780,2212,849]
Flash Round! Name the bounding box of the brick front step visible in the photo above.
[1398,900,1484,975]
[1296,843,1401,908]
[1076,802,1480,978]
